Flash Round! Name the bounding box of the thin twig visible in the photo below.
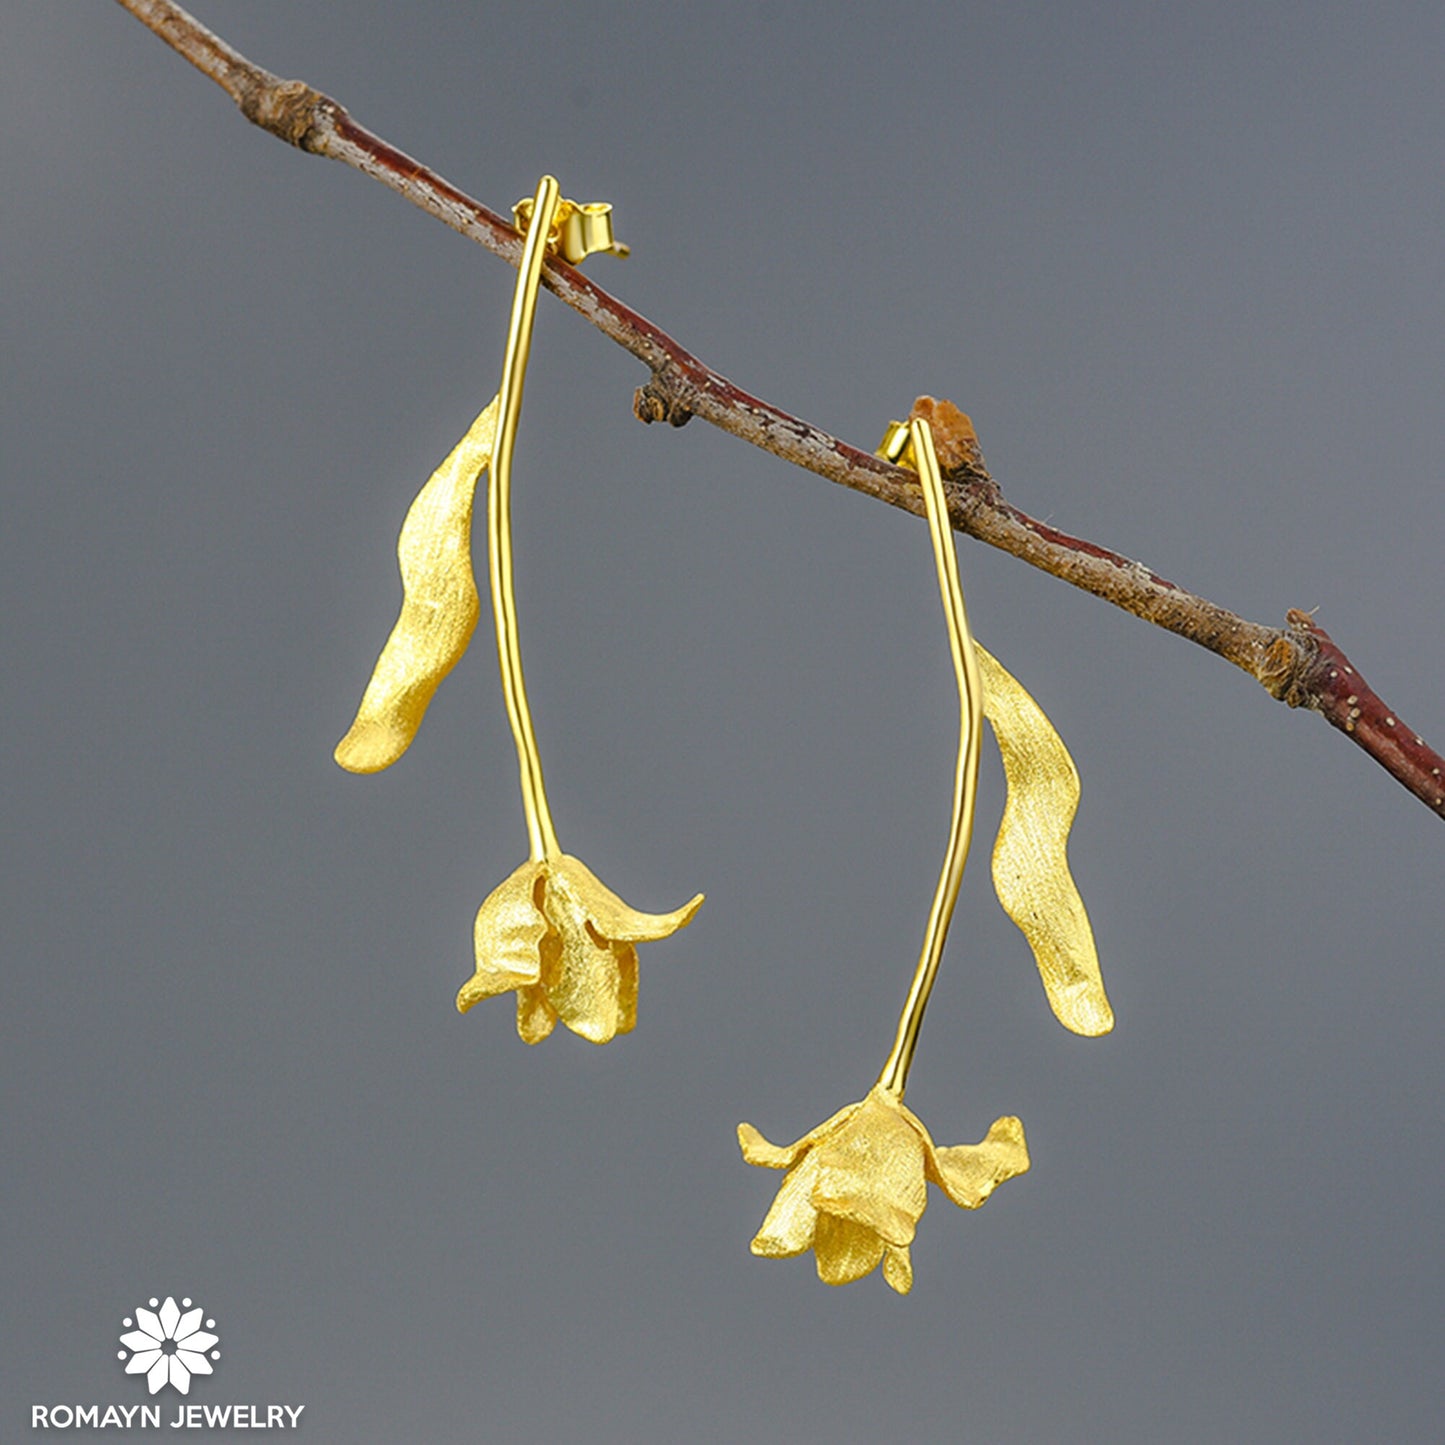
[113,0,1445,821]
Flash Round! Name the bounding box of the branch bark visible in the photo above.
[114,0,1445,822]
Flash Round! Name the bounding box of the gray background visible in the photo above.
[4,3,1442,1441]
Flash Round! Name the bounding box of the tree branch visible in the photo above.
[114,0,1445,822]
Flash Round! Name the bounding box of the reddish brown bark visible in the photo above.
[114,0,1445,823]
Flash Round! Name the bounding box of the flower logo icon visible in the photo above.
[117,1296,220,1395]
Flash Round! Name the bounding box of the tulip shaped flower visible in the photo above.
[457,854,702,1044]
[739,1087,1028,1294]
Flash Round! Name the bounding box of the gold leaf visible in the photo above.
[977,645,1114,1036]
[334,396,499,773]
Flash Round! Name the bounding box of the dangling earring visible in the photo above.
[456,174,703,1046]
[737,413,1110,1294]
[334,175,701,1045]
[738,417,1027,1295]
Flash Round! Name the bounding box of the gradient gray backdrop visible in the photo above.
[5,3,1443,1441]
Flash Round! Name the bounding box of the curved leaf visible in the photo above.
[977,645,1114,1036]
[334,396,498,773]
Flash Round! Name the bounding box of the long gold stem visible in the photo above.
[490,176,561,861]
[877,419,984,1099]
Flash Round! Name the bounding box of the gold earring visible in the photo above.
[334,175,701,1044]
[737,410,1114,1293]
[455,176,702,1045]
[738,417,1030,1295]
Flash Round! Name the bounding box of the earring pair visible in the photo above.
[332,172,1113,1295]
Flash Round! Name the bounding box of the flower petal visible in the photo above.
[157,1297,181,1339]
[168,1354,192,1395]
[737,1123,804,1171]
[882,1245,914,1295]
[120,1330,163,1353]
[334,398,498,774]
[750,1154,822,1258]
[146,1355,170,1395]
[174,1330,218,1354]
[134,1307,164,1341]
[926,1114,1031,1209]
[810,1092,927,1246]
[173,1307,203,1343]
[175,1350,212,1377]
[738,1096,882,1169]
[550,854,703,943]
[555,941,621,1043]
[125,1349,162,1376]
[515,982,557,1044]
[616,944,639,1035]
[458,860,547,1013]
[813,1214,885,1286]
[977,645,1114,1037]
[543,874,626,1044]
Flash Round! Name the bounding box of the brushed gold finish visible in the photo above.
[877,417,1112,1037]
[739,1088,1028,1295]
[333,397,499,773]
[976,646,1113,1036]
[458,854,703,1044]
[740,419,1027,1294]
